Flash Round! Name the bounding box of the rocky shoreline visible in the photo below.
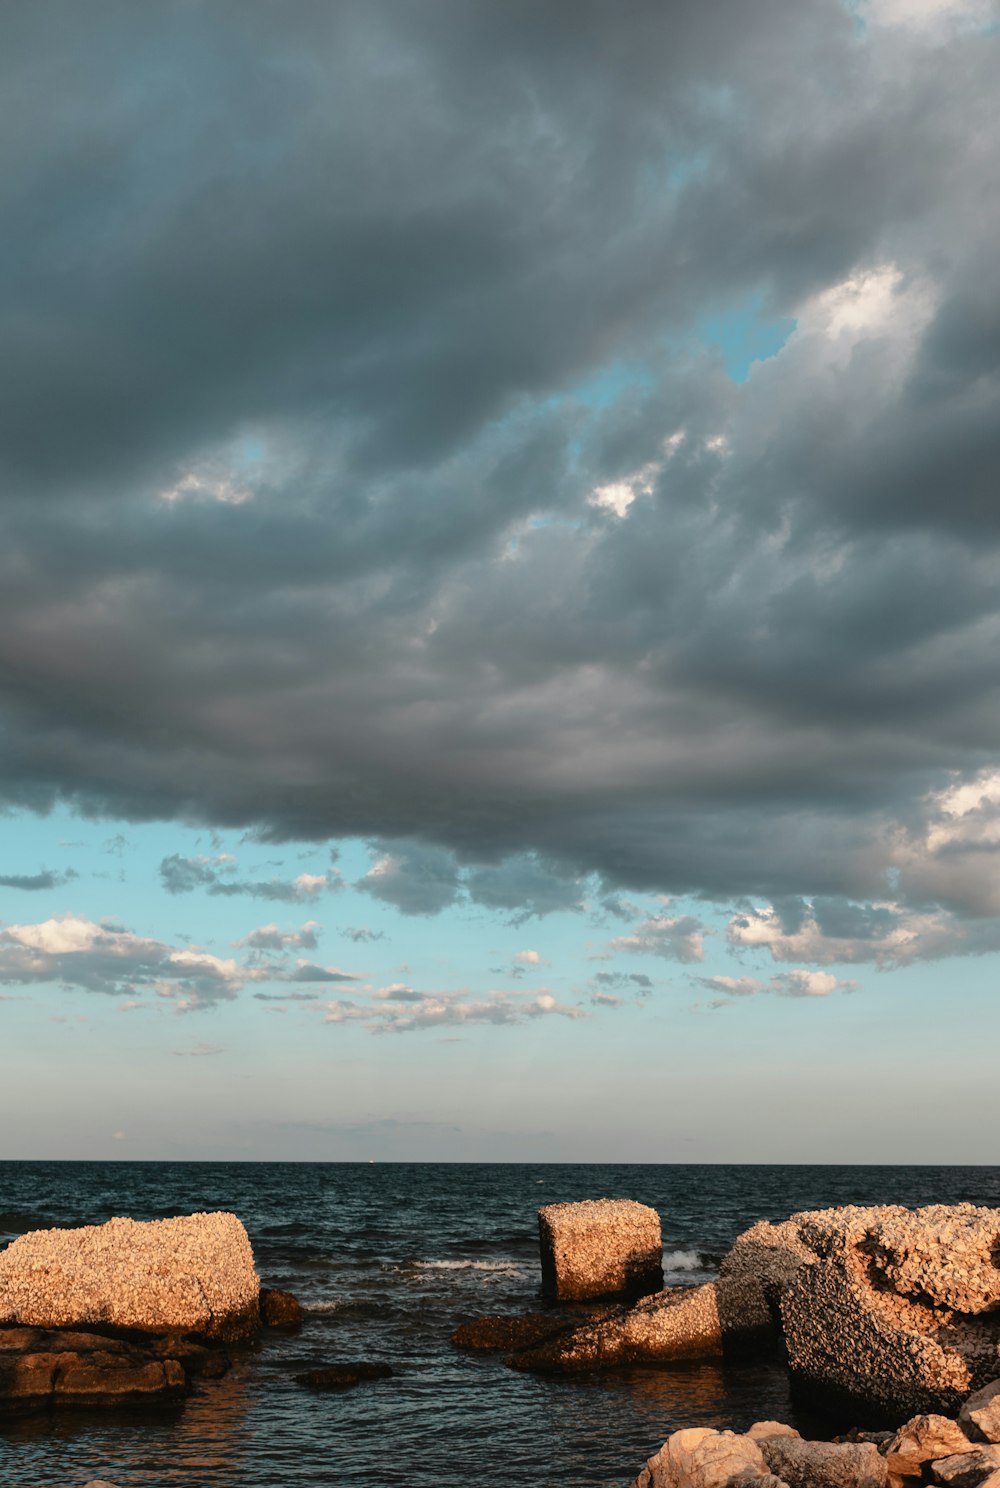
[1,1195,998,1486]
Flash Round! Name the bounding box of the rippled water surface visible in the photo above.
[2,1162,999,1488]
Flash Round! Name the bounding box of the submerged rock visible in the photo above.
[538,1199,663,1303]
[451,1312,572,1352]
[294,1362,392,1390]
[0,1326,189,1416]
[0,1211,260,1342]
[261,1287,305,1329]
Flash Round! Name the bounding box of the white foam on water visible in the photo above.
[662,1249,704,1272]
[303,1299,343,1314]
[410,1258,530,1274]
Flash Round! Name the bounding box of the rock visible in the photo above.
[861,1208,1000,1315]
[451,1312,571,1352]
[511,1282,723,1373]
[884,1415,973,1476]
[748,1422,801,1441]
[0,1330,189,1416]
[779,1205,1000,1418]
[294,1362,392,1390]
[0,1211,259,1342]
[538,1199,663,1302]
[931,1447,1000,1487]
[261,1287,304,1329]
[718,1221,814,1343]
[632,1427,768,1488]
[962,1382,1000,1443]
[759,1436,887,1488]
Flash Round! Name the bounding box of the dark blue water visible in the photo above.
[2,1163,999,1488]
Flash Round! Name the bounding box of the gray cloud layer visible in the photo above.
[2,2,1000,959]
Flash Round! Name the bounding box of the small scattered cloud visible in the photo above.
[323,987,586,1034]
[173,1042,225,1056]
[160,854,340,902]
[342,926,385,943]
[357,842,462,916]
[235,921,320,951]
[695,970,858,1008]
[609,913,706,963]
[0,868,78,892]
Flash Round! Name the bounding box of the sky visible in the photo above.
[2,0,999,1163]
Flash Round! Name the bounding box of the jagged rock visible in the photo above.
[860,1208,1000,1315]
[294,1362,392,1389]
[962,1382,1000,1443]
[511,1282,722,1373]
[0,1212,259,1342]
[779,1206,1000,1418]
[758,1436,887,1488]
[884,1415,973,1476]
[261,1287,304,1329]
[451,1312,571,1352]
[631,1427,768,1488]
[538,1199,663,1302]
[931,1447,1000,1486]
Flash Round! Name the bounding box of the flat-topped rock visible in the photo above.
[0,1211,259,1342]
[538,1199,663,1303]
[0,1327,190,1416]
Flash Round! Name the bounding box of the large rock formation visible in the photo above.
[0,1211,260,1342]
[538,1199,663,1302]
[779,1205,1000,1419]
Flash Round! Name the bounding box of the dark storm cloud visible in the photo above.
[2,1,1000,962]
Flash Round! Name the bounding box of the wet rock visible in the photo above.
[0,1211,260,1342]
[962,1382,1000,1443]
[631,1426,768,1488]
[294,1362,392,1390]
[538,1199,663,1303]
[451,1312,571,1352]
[511,1282,722,1373]
[261,1287,305,1329]
[0,1331,189,1417]
[884,1415,973,1476]
[758,1436,887,1488]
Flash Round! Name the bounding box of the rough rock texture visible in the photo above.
[931,1447,1000,1486]
[632,1427,769,1488]
[717,1221,814,1343]
[748,1422,801,1442]
[778,1205,1000,1419]
[538,1199,663,1303]
[884,1415,973,1476]
[0,1212,260,1342]
[0,1327,190,1416]
[511,1283,722,1373]
[962,1382,1000,1444]
[451,1312,572,1353]
[260,1287,304,1329]
[758,1436,887,1488]
[294,1362,392,1390]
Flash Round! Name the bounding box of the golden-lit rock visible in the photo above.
[0,1212,259,1342]
[538,1198,663,1302]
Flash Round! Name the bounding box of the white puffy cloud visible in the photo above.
[697,969,856,1007]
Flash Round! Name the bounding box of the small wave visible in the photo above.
[304,1300,343,1315]
[406,1258,531,1274]
[662,1249,703,1272]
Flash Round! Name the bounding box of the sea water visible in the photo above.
[2,1162,998,1488]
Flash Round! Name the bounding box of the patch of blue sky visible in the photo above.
[700,294,797,383]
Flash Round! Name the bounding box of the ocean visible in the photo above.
[2,1162,999,1488]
